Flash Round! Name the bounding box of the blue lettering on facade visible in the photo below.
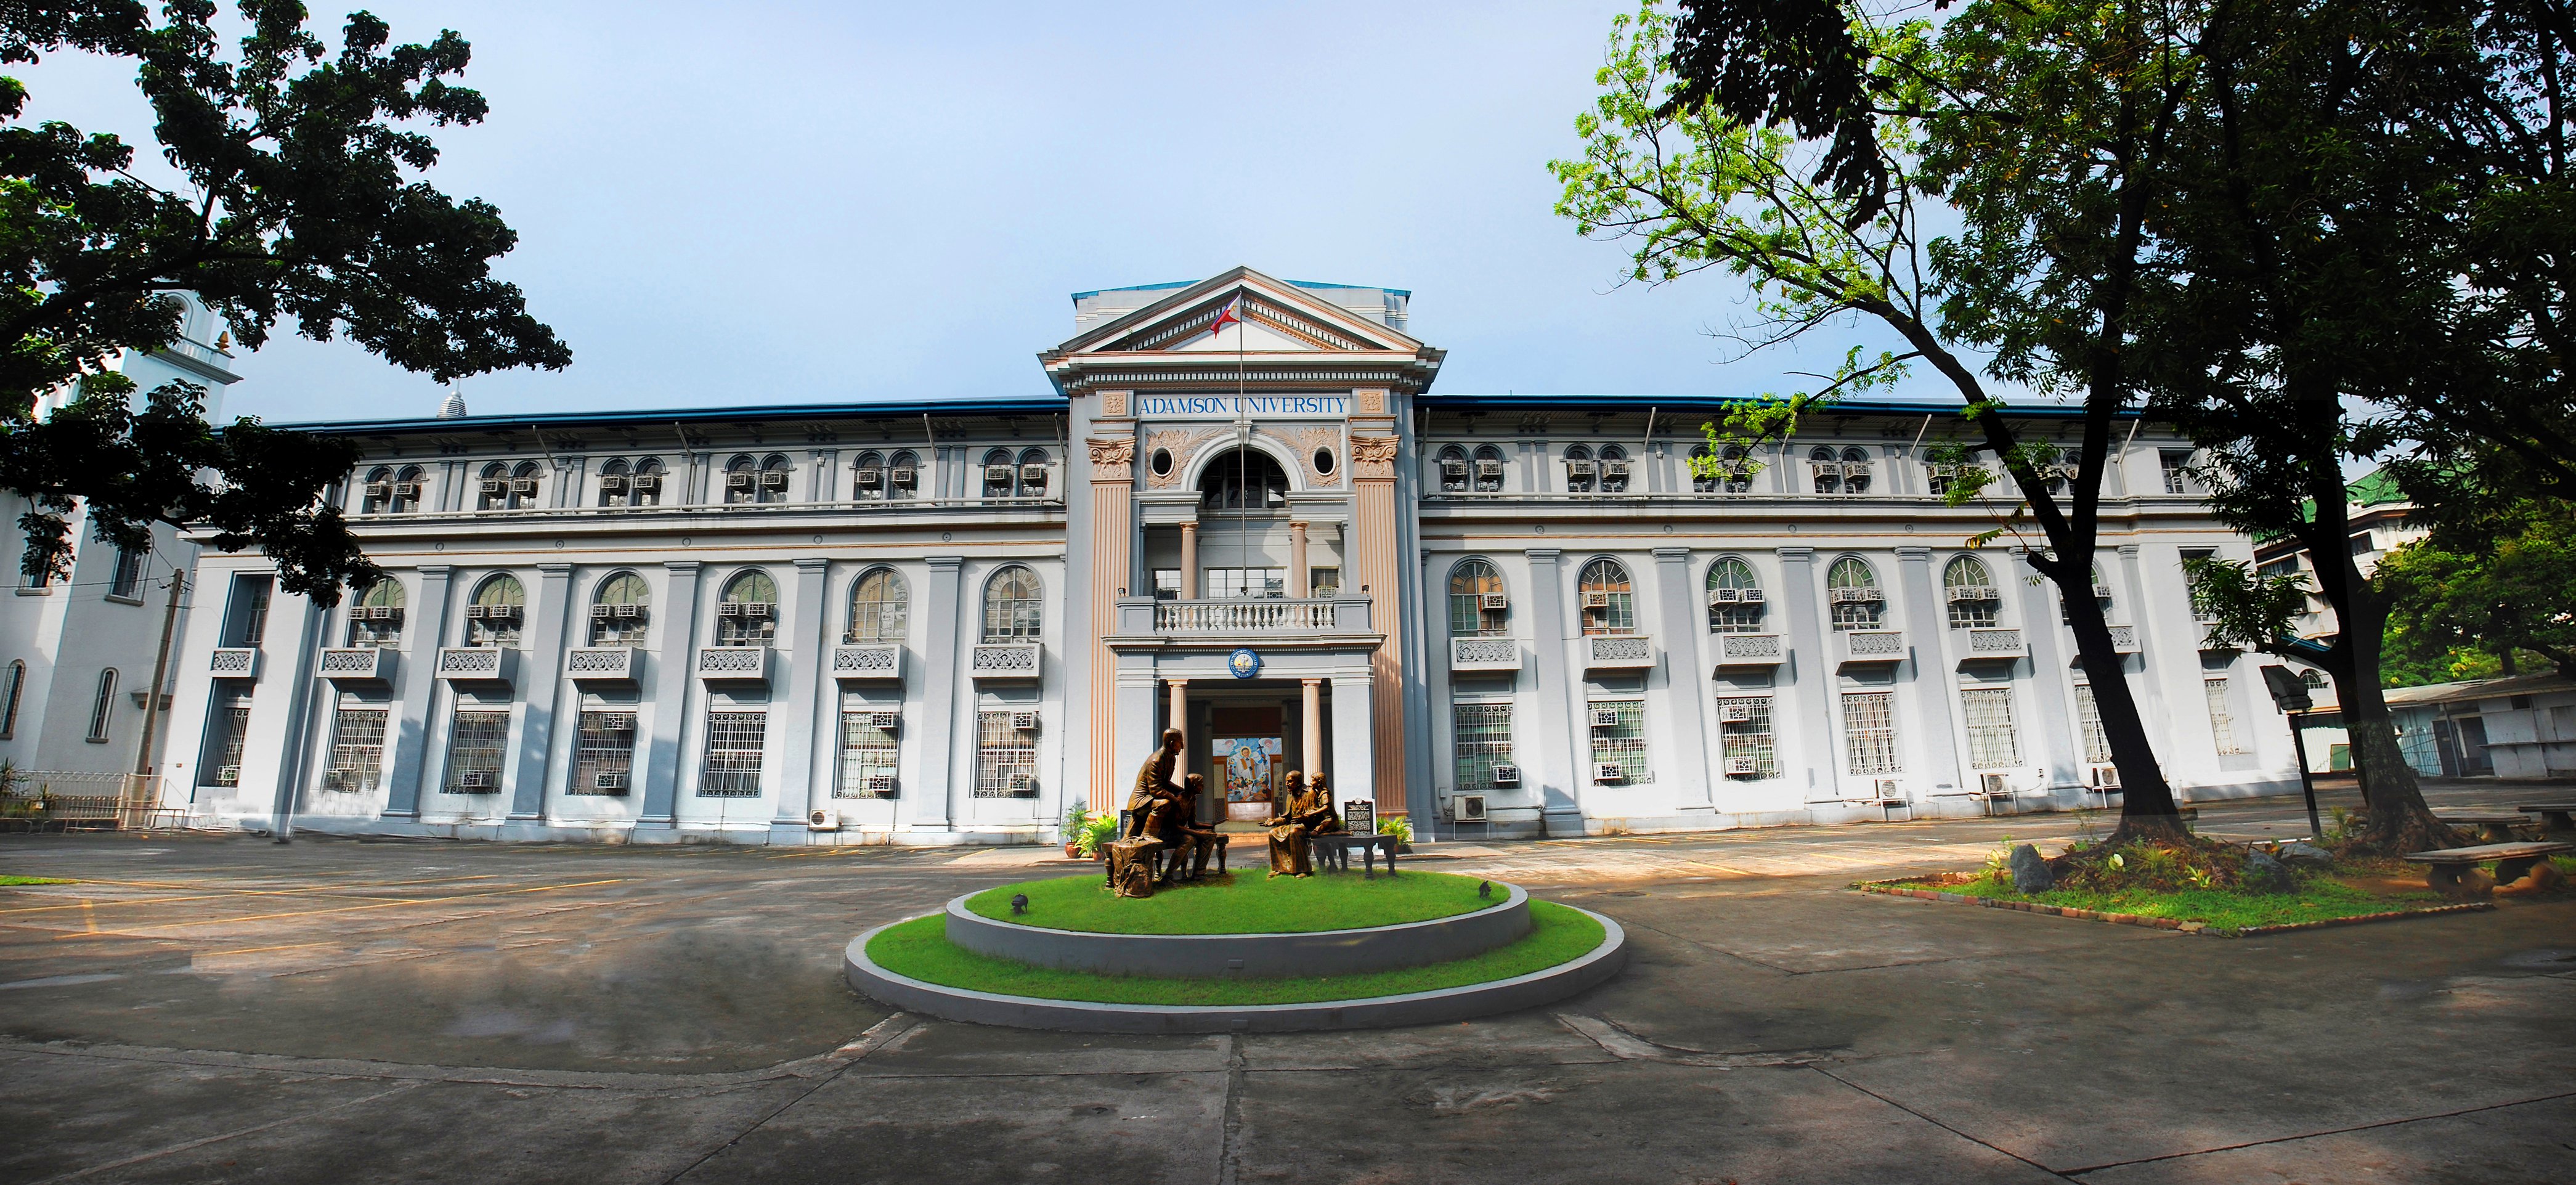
[1136,395,1348,419]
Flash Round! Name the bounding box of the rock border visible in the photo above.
[843,907,1628,1034]
[943,882,1531,978]
[1854,876,2495,937]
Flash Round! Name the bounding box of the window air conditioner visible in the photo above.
[1832,588,1882,603]
[864,774,896,795]
[479,479,504,495]
[1490,764,1521,786]
[1012,711,1040,731]
[597,714,638,731]
[1595,762,1625,783]
[760,471,788,489]
[1582,590,1611,609]
[1980,772,2009,795]
[1453,794,1488,822]
[614,603,642,619]
[590,604,612,620]
[1725,756,1760,775]
[509,478,538,495]
[2088,764,2122,789]
[1601,460,1629,481]
[855,466,884,489]
[1018,464,1048,489]
[1007,773,1033,792]
[1440,459,1468,479]
[599,476,628,493]
[364,482,391,499]
[807,807,840,831]
[717,602,742,617]
[463,605,486,619]
[1710,588,1740,605]
[1590,707,1622,728]
[1948,587,1996,602]
[392,481,420,497]
[322,769,351,788]
[217,765,240,783]
[1565,460,1596,480]
[889,467,916,487]
[865,711,899,730]
[595,770,629,791]
[368,605,396,620]
[984,465,1015,485]
[726,473,754,490]
[1480,592,1508,611]
[1739,588,1765,603]
[2092,584,2115,600]
[633,474,661,492]
[457,769,494,789]
[1718,701,1755,723]
[1474,460,1504,481]
[742,601,773,619]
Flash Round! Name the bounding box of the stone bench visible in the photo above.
[2434,812,2530,844]
[2402,840,2572,897]
[2517,804,2576,833]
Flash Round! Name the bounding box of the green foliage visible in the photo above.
[2379,500,2576,679]
[1930,874,2439,935]
[1375,813,1413,846]
[0,1,569,600]
[2180,555,2312,656]
[966,870,1490,935]
[0,874,71,886]
[1075,813,1119,858]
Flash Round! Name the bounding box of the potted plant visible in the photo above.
[1377,813,1413,855]
[1060,802,1091,858]
[1079,813,1120,860]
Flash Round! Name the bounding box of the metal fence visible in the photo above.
[0,771,180,831]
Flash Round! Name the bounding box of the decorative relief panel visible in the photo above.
[1357,389,1386,415]
[1100,391,1128,418]
[1277,426,1342,487]
[1145,428,1225,489]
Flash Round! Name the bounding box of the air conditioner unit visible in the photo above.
[1590,707,1622,728]
[599,476,628,493]
[1710,588,1740,605]
[760,471,788,489]
[1453,794,1488,822]
[479,479,504,495]
[1978,772,2008,796]
[984,465,1015,484]
[855,466,884,489]
[863,711,898,730]
[1601,460,1629,481]
[1832,588,1882,603]
[1480,592,1508,611]
[1018,464,1048,489]
[1595,762,1625,783]
[1948,587,1996,602]
[367,605,396,621]
[808,807,840,831]
[864,774,896,794]
[463,605,486,619]
[597,712,637,731]
[1739,588,1765,603]
[590,604,612,620]
[2092,584,2115,600]
[1440,459,1468,479]
[2087,764,2122,789]
[633,474,661,492]
[614,603,641,619]
[457,769,494,789]
[1725,756,1760,775]
[595,770,629,791]
[1012,711,1040,731]
[322,769,351,788]
[364,482,391,499]
[1490,763,1521,786]
[742,601,773,619]
[726,473,754,490]
[1718,701,1756,723]
[392,481,420,497]
[1007,773,1033,792]
[217,765,240,783]
[889,467,916,487]
[509,478,538,495]
[716,602,742,617]
[1565,460,1596,480]
[1582,591,1611,609]
[1873,778,1902,797]
[1474,460,1504,481]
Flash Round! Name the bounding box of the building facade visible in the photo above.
[158,269,2300,844]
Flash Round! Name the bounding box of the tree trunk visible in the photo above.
[2062,572,2190,845]
[2299,485,2461,853]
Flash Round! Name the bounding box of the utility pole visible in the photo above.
[126,568,185,820]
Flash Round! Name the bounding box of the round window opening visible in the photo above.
[1150,448,1173,478]
[1313,447,1337,476]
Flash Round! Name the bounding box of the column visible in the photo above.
[2011,547,2081,789]
[1777,547,1840,800]
[1179,521,1198,600]
[1895,547,1965,796]
[638,561,702,826]
[773,557,829,832]
[505,562,574,821]
[381,564,453,818]
[1651,548,1714,810]
[914,555,965,831]
[1301,678,1323,781]
[1086,432,1136,813]
[1524,548,1581,829]
[1289,521,1310,598]
[1350,430,1407,812]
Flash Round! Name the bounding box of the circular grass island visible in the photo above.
[845,870,1626,1033]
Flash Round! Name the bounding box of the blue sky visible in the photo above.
[20,1,1954,425]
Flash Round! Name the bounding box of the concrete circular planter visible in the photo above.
[942,882,1531,978]
[843,906,1627,1035]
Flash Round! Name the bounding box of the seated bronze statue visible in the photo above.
[1266,772,1339,877]
[1167,773,1226,882]
[1109,728,1187,895]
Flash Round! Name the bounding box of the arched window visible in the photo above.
[846,567,908,643]
[348,578,407,648]
[1448,559,1506,637]
[1840,446,1872,495]
[1827,557,1883,630]
[723,455,758,503]
[596,458,631,507]
[590,572,651,645]
[982,448,1018,499]
[468,574,526,646]
[1598,444,1630,493]
[2063,561,2116,625]
[1693,444,1752,494]
[632,458,664,507]
[392,465,425,513]
[887,450,920,500]
[1688,444,1717,494]
[1199,449,1288,510]
[852,450,887,500]
[360,466,395,514]
[86,668,116,742]
[476,462,509,510]
[758,454,792,503]
[1944,556,2001,628]
[1564,445,1596,494]
[0,659,21,738]
[982,566,1042,642]
[1436,446,1469,493]
[1472,445,1506,492]
[508,461,542,510]
[1706,557,1765,633]
[2301,668,2327,691]
[1017,448,1050,497]
[1809,446,1842,494]
[1577,558,1635,635]
[717,570,778,645]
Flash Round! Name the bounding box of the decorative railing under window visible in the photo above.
[1583,634,1656,672]
[1448,637,1520,672]
[436,646,517,686]
[695,646,771,684]
[1964,629,2028,659]
[970,642,1042,681]
[1835,630,1906,667]
[316,647,396,686]
[566,646,642,684]
[832,643,904,683]
[208,648,260,679]
[1712,632,1783,669]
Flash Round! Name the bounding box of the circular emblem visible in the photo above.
[1228,648,1262,679]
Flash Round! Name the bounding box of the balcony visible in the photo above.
[971,642,1042,682]
[208,647,261,680]
[1583,633,1656,674]
[1449,635,1520,674]
[436,646,518,688]
[1835,629,1907,667]
[1152,598,1366,634]
[315,647,396,686]
[2107,624,2140,653]
[566,646,643,686]
[1712,632,1784,670]
[832,643,904,683]
[1959,628,2027,663]
[695,645,771,685]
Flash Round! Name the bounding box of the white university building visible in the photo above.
[152,268,2301,844]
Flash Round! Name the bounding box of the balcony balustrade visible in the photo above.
[1448,635,1520,673]
[315,647,395,686]
[695,645,771,685]
[1960,628,2027,663]
[971,642,1042,682]
[832,643,904,683]
[1583,633,1656,674]
[1835,629,1907,667]
[208,647,261,680]
[566,646,642,685]
[1712,632,1783,670]
[436,646,518,688]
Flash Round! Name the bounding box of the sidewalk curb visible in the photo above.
[1851,878,2496,937]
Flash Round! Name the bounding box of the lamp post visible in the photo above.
[2261,666,2323,840]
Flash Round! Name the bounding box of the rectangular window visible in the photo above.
[203,689,252,786]
[445,709,510,792]
[2160,449,2194,494]
[325,707,388,792]
[1842,691,1901,775]
[1202,568,1286,599]
[2180,548,2220,621]
[1961,688,2023,770]
[2074,683,2112,764]
[570,711,638,795]
[86,669,118,742]
[1310,567,1342,598]
[1716,696,1776,779]
[1151,569,1181,600]
[108,546,145,600]
[1587,699,1646,783]
[227,575,274,646]
[2206,678,2246,754]
[975,711,1037,797]
[837,708,899,797]
[1451,702,1515,789]
[699,711,766,796]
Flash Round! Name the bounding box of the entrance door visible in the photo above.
[1208,703,1283,822]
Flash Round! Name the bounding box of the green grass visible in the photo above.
[869,899,1607,1005]
[0,875,70,886]
[964,870,1497,935]
[1925,871,2445,934]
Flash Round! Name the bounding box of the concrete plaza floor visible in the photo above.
[2,779,2571,1184]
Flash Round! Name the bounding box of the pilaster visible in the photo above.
[1651,547,1713,810]
[773,557,829,831]
[380,564,453,818]
[914,555,966,831]
[638,561,702,825]
[1524,548,1579,829]
[1895,547,1964,796]
[1350,423,1406,812]
[506,562,574,820]
[2010,548,2081,789]
[1776,547,1839,800]
[1086,428,1136,813]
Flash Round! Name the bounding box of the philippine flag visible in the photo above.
[1208,296,1243,339]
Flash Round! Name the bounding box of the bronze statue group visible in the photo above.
[1110,728,1348,897]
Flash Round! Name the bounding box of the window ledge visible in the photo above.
[104,594,145,606]
[84,736,109,744]
[15,587,52,597]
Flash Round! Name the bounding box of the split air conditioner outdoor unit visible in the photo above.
[1980,772,2009,796]
[595,771,630,791]
[984,465,1015,485]
[1490,764,1521,786]
[2087,764,2122,789]
[1453,794,1488,822]
[456,769,495,790]
[1725,756,1760,776]
[1595,762,1626,783]
[1872,778,1902,798]
[808,807,840,831]
[864,774,896,795]
[854,466,884,489]
[1012,711,1040,732]
[1590,707,1622,728]
[1480,592,1508,611]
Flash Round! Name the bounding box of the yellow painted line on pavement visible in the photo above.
[0,874,505,916]
[49,878,628,939]
[198,940,341,957]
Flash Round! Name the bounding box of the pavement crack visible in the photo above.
[1808,1063,2079,1182]
[2054,1088,2576,1176]
[659,1012,922,1184]
[1554,1012,1843,1067]
[28,1080,426,1184]
[1215,1034,1245,1185]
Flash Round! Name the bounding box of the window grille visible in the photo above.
[1962,688,2023,769]
[982,566,1043,641]
[570,711,638,795]
[445,709,510,792]
[204,689,251,784]
[327,707,388,791]
[1842,691,1900,775]
[699,711,766,796]
[1588,699,1647,781]
[1448,560,1507,637]
[2205,678,2245,754]
[837,709,900,797]
[1944,556,2001,628]
[1577,559,1635,635]
[975,711,1037,797]
[1717,697,1777,778]
[1452,702,1515,789]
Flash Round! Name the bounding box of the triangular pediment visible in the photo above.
[1054,267,1424,357]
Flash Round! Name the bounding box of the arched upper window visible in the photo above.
[982,565,1042,642]
[717,570,778,645]
[467,574,526,646]
[1448,558,1506,637]
[1436,446,1469,494]
[887,450,920,500]
[391,465,424,513]
[1017,448,1051,497]
[2063,561,2115,624]
[632,458,664,507]
[723,455,758,503]
[852,450,888,500]
[86,668,116,743]
[2301,668,2327,690]
[360,466,395,514]
[596,458,631,507]
[590,572,651,645]
[1564,445,1596,494]
[1692,444,1751,494]
[508,461,542,510]
[758,454,792,503]
[1471,445,1506,492]
[983,448,1017,499]
[348,578,406,648]
[1944,556,2001,628]
[1840,446,1872,494]
[1199,449,1288,510]
[476,462,509,510]
[1826,556,1883,631]
[1809,446,1840,494]
[847,567,909,643]
[1598,444,1630,494]
[1706,556,1765,633]
[1577,558,1635,635]
[0,659,22,739]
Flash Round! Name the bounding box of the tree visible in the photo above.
[2380,500,2576,680]
[1554,0,2204,844]
[1,1,569,600]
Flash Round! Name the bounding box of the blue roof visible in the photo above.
[279,394,1067,436]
